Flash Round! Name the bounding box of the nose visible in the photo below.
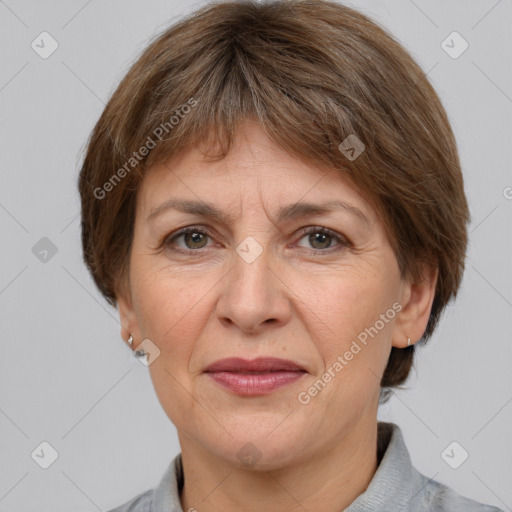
[215,241,292,336]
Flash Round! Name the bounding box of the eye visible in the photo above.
[294,226,348,253]
[164,226,214,251]
[163,225,349,254]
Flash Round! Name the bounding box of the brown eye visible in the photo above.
[307,231,333,250]
[295,227,348,253]
[163,225,348,255]
[165,227,212,251]
[181,230,209,249]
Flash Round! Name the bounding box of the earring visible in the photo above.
[127,333,146,358]
[407,338,412,346]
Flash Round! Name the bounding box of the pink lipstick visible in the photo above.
[204,357,306,396]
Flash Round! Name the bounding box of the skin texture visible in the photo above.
[117,121,437,512]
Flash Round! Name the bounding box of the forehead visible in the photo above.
[137,121,374,224]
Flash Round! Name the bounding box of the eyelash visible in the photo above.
[162,225,350,255]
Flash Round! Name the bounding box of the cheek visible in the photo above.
[132,256,192,325]
[308,270,397,406]
[131,264,208,364]
[319,272,395,347]
[134,270,211,430]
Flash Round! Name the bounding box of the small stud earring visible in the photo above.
[127,333,146,358]
[407,338,412,346]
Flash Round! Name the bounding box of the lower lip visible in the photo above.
[206,371,306,396]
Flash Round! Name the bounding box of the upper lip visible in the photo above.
[204,357,306,373]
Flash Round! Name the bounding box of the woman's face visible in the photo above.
[118,121,429,469]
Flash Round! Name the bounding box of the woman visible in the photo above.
[78,1,503,510]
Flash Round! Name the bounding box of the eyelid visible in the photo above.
[163,224,350,253]
[163,225,217,249]
[292,226,349,249]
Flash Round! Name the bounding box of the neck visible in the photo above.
[178,416,380,512]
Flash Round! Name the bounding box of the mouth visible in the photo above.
[204,357,307,396]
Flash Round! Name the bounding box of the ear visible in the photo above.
[392,264,438,348]
[116,284,140,349]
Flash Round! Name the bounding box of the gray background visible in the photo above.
[0,0,511,510]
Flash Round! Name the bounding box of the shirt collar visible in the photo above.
[151,422,420,512]
[345,421,426,511]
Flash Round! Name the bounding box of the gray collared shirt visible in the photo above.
[106,422,503,512]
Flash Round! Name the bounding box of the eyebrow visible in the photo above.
[146,198,370,226]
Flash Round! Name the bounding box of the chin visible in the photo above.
[203,421,312,471]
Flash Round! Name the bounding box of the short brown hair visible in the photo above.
[78,0,470,399]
